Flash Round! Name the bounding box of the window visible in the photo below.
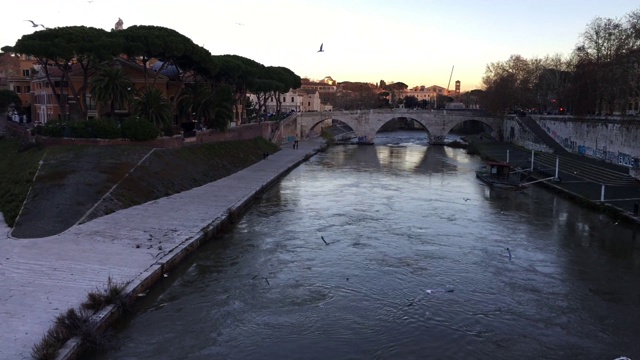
[291,97,294,102]
[25,86,31,93]
[282,96,285,102]
[86,95,96,110]
[308,102,311,106]
[22,69,30,77]
[15,86,22,93]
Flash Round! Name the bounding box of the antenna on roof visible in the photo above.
[446,65,454,95]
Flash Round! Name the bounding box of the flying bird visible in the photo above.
[318,43,324,52]
[25,20,45,28]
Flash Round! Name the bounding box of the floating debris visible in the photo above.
[426,289,454,294]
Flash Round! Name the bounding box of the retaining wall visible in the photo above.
[535,116,640,172]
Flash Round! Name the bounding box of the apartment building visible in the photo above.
[251,88,331,114]
[0,53,37,121]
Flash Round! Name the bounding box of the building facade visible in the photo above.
[250,88,331,114]
[0,53,37,121]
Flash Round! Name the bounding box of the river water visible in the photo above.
[94,131,640,360]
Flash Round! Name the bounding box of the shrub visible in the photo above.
[162,125,175,137]
[81,276,127,311]
[67,119,121,139]
[34,119,121,139]
[90,119,121,139]
[121,117,159,141]
[36,120,66,138]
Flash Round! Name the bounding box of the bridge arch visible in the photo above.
[295,110,503,144]
[371,116,432,139]
[441,118,501,140]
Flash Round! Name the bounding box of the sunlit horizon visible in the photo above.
[1,0,638,92]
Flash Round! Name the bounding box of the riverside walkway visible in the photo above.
[0,138,325,360]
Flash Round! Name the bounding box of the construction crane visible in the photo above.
[446,65,454,95]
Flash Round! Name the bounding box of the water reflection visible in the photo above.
[94,131,640,360]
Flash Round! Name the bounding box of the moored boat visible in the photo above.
[475,160,528,190]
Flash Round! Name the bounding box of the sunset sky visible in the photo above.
[2,0,638,91]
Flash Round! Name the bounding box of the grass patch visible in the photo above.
[93,137,280,218]
[0,140,47,226]
[32,277,128,360]
[81,276,128,311]
[31,308,100,360]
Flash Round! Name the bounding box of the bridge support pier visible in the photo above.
[429,135,447,146]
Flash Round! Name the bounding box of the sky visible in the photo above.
[1,0,638,91]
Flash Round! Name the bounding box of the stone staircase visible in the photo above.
[517,115,568,154]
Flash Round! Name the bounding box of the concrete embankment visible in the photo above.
[470,139,640,225]
[0,138,326,360]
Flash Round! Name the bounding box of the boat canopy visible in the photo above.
[484,161,511,179]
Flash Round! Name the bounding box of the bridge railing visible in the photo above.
[300,109,492,117]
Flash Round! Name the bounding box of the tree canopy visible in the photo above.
[0,89,21,114]
[13,26,117,120]
[481,8,640,115]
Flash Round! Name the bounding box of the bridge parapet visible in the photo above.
[297,109,503,144]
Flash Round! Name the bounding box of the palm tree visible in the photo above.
[89,66,135,118]
[133,87,172,129]
[177,82,233,132]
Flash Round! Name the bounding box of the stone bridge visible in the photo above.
[296,109,503,144]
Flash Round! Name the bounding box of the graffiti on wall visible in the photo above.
[542,123,639,169]
[577,145,638,168]
[546,126,577,150]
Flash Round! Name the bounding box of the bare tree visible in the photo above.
[577,16,629,114]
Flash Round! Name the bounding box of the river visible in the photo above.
[93,131,640,360]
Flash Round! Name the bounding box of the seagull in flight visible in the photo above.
[318,43,324,52]
[25,20,45,29]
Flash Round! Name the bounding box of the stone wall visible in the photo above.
[535,116,640,171]
[3,120,33,143]
[282,117,298,143]
[15,122,273,149]
[195,123,270,144]
[35,134,184,148]
[503,117,554,153]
